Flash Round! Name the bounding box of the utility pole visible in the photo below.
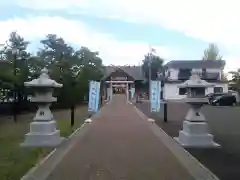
[148,46,155,100]
[148,53,152,100]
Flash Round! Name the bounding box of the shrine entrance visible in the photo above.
[105,80,134,101]
[101,67,135,101]
[112,84,126,94]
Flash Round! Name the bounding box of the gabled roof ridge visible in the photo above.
[102,65,143,80]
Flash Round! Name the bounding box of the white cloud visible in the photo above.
[0,16,175,65]
[14,0,240,72]
[16,0,240,48]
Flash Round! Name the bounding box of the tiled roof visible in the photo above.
[165,60,225,69]
[102,66,144,80]
[102,60,226,81]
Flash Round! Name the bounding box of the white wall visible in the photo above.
[164,83,187,100]
[205,86,214,95]
[166,68,179,80]
[205,83,228,94]
[192,68,202,73]
[213,83,228,93]
[164,83,228,100]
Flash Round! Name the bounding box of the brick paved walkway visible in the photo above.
[46,95,193,180]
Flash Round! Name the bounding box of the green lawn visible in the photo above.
[0,106,88,180]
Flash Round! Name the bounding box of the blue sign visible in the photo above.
[88,81,100,112]
[150,81,161,112]
[88,81,96,112]
[107,88,111,101]
[94,81,101,111]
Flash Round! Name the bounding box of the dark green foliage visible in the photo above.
[0,32,104,108]
[142,53,164,81]
[202,43,222,60]
[229,69,240,91]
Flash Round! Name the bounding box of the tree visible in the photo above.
[38,34,76,107]
[202,43,222,60]
[39,34,74,66]
[27,56,46,79]
[37,34,104,107]
[0,61,16,87]
[0,32,32,105]
[0,32,30,83]
[74,47,104,102]
[229,69,240,91]
[142,54,164,81]
[0,32,105,110]
[202,43,227,80]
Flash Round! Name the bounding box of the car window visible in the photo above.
[214,96,222,100]
[222,95,232,100]
[213,95,222,99]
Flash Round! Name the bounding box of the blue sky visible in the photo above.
[0,0,239,73]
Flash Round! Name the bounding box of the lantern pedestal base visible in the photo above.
[21,121,65,147]
[174,121,220,148]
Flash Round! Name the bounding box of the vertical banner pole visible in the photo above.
[95,81,101,112]
[130,87,135,101]
[126,83,129,101]
[110,82,112,100]
[150,81,156,112]
[150,80,161,113]
[88,81,101,113]
[157,81,161,112]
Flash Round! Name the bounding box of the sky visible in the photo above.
[0,0,239,73]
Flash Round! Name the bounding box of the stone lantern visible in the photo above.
[174,72,220,147]
[21,68,65,147]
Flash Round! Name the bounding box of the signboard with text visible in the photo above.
[88,81,100,112]
[150,81,161,112]
[111,77,127,81]
[130,88,135,100]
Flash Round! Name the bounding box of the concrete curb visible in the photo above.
[133,105,220,180]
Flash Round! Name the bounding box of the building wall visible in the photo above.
[166,68,179,80]
[164,83,228,100]
[205,83,228,95]
[164,83,187,100]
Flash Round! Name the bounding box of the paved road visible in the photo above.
[46,95,193,180]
